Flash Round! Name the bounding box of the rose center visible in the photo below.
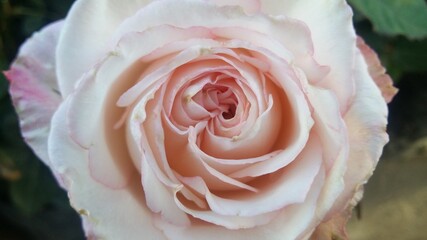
[222,104,236,119]
[192,83,238,120]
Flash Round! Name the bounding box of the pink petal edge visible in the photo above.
[5,20,63,165]
[357,37,398,103]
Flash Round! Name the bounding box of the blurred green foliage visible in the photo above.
[0,0,426,239]
[350,0,427,39]
[350,0,427,80]
[1,1,84,239]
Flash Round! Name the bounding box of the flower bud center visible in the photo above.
[192,83,238,120]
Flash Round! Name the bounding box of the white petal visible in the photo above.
[260,0,357,113]
[183,135,323,217]
[48,99,166,240]
[67,26,214,148]
[56,0,152,96]
[6,21,63,165]
[324,47,389,221]
[156,167,326,240]
[208,0,261,14]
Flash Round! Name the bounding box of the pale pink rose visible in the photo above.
[5,0,397,239]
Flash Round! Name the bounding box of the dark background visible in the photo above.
[0,1,426,239]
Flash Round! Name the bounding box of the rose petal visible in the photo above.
[141,153,191,227]
[164,112,282,176]
[225,52,314,179]
[68,26,215,148]
[111,0,313,64]
[208,0,261,14]
[162,113,258,192]
[298,71,348,170]
[155,166,326,240]
[128,89,180,188]
[260,0,357,113]
[66,27,217,189]
[56,0,152,96]
[201,94,280,159]
[48,99,166,240]
[357,37,398,103]
[5,21,63,165]
[179,134,323,217]
[310,209,350,240]
[313,42,391,236]
[87,129,136,189]
[174,174,279,229]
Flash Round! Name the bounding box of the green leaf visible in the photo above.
[355,20,427,82]
[350,0,427,39]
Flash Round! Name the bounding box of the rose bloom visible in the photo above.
[6,0,398,239]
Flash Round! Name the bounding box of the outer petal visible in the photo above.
[5,21,63,165]
[48,99,166,240]
[56,0,152,96]
[260,0,356,113]
[207,0,261,14]
[155,168,325,240]
[308,211,350,240]
[357,37,398,103]
[313,45,390,239]
[58,0,319,98]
